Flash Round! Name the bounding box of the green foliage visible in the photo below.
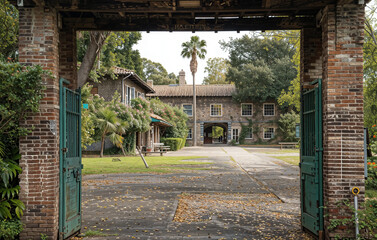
[212,126,224,139]
[142,58,177,85]
[81,84,152,152]
[203,57,230,85]
[149,98,188,139]
[122,132,136,154]
[327,199,377,239]
[369,125,377,154]
[0,219,23,240]
[0,61,46,144]
[278,111,300,142]
[160,138,185,151]
[366,157,377,190]
[0,146,25,220]
[239,119,253,145]
[181,36,207,75]
[0,1,18,58]
[221,34,297,102]
[77,31,144,81]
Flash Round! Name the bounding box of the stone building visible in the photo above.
[147,70,282,146]
[85,67,170,152]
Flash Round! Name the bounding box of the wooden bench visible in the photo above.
[279,142,299,149]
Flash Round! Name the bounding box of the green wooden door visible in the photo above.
[300,79,323,236]
[59,78,82,239]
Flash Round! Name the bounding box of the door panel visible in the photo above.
[59,79,82,239]
[300,79,323,236]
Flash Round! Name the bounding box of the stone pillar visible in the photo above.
[18,6,60,240]
[321,4,365,238]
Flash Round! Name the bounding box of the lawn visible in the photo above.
[82,156,211,175]
[273,156,300,166]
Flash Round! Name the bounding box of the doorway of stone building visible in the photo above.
[203,123,228,144]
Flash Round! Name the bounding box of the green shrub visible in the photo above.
[278,110,300,142]
[0,219,23,240]
[367,157,377,190]
[161,138,185,151]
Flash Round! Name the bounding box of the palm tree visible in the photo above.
[96,108,128,157]
[181,36,207,146]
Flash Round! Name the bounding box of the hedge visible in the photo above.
[161,138,185,151]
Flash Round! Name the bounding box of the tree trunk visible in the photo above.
[100,135,105,158]
[77,31,109,87]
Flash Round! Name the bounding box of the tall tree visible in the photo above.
[221,34,296,102]
[142,58,177,85]
[181,36,207,146]
[77,31,109,87]
[0,0,18,58]
[203,57,230,85]
[77,31,143,86]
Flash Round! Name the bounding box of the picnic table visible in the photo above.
[143,143,170,156]
[279,142,299,149]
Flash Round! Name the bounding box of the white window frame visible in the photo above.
[263,127,275,139]
[131,87,135,100]
[263,103,275,116]
[187,128,192,139]
[210,104,222,117]
[126,86,131,105]
[245,127,253,139]
[241,103,253,116]
[182,104,193,117]
[137,91,142,98]
[232,128,239,142]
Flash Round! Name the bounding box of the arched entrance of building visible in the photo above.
[14,1,366,239]
[203,123,228,144]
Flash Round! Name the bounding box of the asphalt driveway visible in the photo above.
[80,146,312,240]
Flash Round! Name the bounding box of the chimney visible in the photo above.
[179,69,186,85]
[147,80,153,88]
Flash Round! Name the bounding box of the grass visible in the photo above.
[273,156,300,166]
[263,149,299,154]
[82,156,211,175]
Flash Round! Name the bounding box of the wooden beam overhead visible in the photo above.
[63,15,316,31]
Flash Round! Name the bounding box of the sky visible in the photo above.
[134,31,252,85]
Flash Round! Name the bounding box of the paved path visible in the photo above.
[80,146,312,240]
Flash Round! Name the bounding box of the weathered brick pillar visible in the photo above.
[18,6,60,240]
[301,28,322,87]
[59,27,77,89]
[321,4,365,238]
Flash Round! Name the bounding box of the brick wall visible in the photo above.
[59,27,77,89]
[321,4,365,239]
[18,6,60,240]
[301,28,323,87]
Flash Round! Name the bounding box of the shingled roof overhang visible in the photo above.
[147,84,235,97]
[113,66,155,94]
[13,0,367,32]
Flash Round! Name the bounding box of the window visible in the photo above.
[241,103,253,116]
[245,127,253,139]
[131,87,135,100]
[263,103,275,116]
[210,104,222,116]
[183,104,193,116]
[137,92,142,98]
[187,129,192,139]
[264,128,275,139]
[126,87,136,105]
[232,128,239,142]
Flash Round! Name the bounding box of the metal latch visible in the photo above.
[62,148,68,153]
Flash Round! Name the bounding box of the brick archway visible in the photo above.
[15,1,366,239]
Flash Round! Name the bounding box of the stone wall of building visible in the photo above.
[157,96,282,145]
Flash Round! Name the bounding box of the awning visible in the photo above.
[150,113,172,127]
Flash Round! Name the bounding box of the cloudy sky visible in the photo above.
[134,31,252,84]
